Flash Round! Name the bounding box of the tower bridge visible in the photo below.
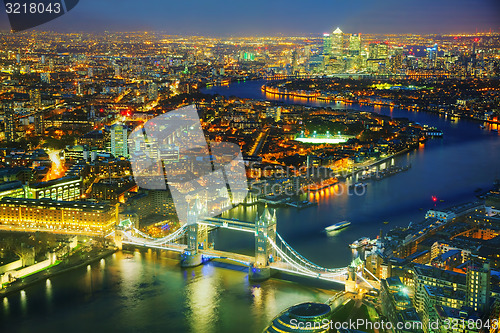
[111,200,379,290]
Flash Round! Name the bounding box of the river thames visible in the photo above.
[1,80,499,333]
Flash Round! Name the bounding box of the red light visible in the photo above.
[432,196,438,202]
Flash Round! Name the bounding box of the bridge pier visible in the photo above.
[114,230,123,250]
[180,249,203,267]
[249,265,271,281]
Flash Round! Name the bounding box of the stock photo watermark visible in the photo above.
[3,0,79,32]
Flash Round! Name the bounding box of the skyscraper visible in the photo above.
[322,33,331,55]
[34,112,44,136]
[426,43,438,68]
[391,46,405,72]
[4,104,16,143]
[40,73,51,84]
[349,33,361,56]
[466,260,491,313]
[369,42,379,59]
[147,82,158,101]
[378,43,389,59]
[29,89,41,109]
[114,64,121,78]
[110,124,128,158]
[331,27,344,58]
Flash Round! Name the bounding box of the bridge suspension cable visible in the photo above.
[268,235,347,280]
[122,225,188,245]
[275,233,347,274]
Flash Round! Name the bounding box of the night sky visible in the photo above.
[1,0,499,35]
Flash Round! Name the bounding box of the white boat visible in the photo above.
[325,221,351,232]
[350,237,370,249]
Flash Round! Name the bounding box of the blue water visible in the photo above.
[203,80,500,267]
[1,80,499,333]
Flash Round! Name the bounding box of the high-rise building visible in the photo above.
[34,112,44,135]
[110,124,128,158]
[322,33,331,55]
[369,42,379,59]
[4,104,16,143]
[426,44,438,68]
[331,27,344,58]
[391,46,405,72]
[88,105,95,120]
[40,72,51,84]
[466,260,491,313]
[29,89,41,109]
[114,64,121,77]
[378,43,389,59]
[349,33,361,56]
[88,67,93,78]
[147,82,158,101]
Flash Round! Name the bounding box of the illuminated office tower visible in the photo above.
[88,67,93,78]
[34,112,44,135]
[349,33,361,56]
[40,72,51,84]
[110,124,128,158]
[331,27,344,58]
[291,50,298,71]
[29,89,41,109]
[378,43,389,59]
[88,105,95,120]
[114,64,121,77]
[391,46,405,71]
[4,104,16,143]
[426,43,438,68]
[147,82,158,101]
[369,42,379,59]
[466,260,491,313]
[322,33,331,55]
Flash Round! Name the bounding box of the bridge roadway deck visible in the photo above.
[201,249,254,265]
[270,261,348,284]
[122,240,188,252]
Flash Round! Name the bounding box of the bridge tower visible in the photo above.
[114,230,123,250]
[249,205,276,281]
[181,199,208,267]
[345,257,362,293]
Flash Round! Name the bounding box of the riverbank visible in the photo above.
[0,247,116,298]
[260,82,499,127]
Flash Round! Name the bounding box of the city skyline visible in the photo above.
[0,5,499,331]
[0,0,499,35]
